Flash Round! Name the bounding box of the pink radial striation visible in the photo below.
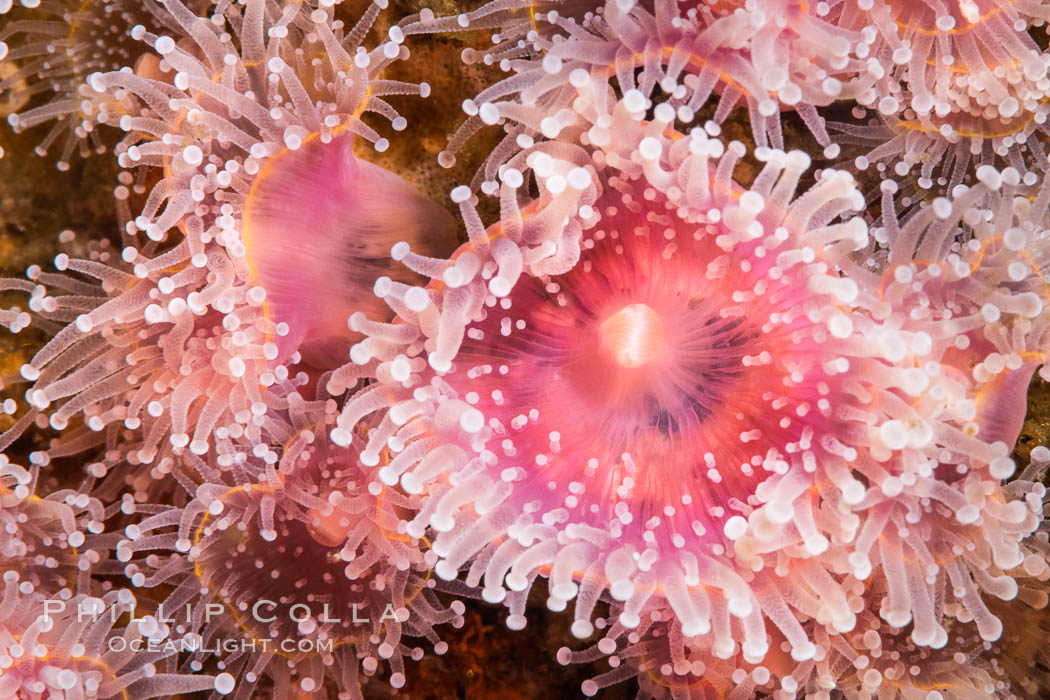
[442,170,856,555]
[243,131,456,367]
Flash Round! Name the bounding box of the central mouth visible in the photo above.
[600,303,666,369]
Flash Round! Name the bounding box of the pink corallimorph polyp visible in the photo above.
[242,130,455,367]
[444,178,841,549]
